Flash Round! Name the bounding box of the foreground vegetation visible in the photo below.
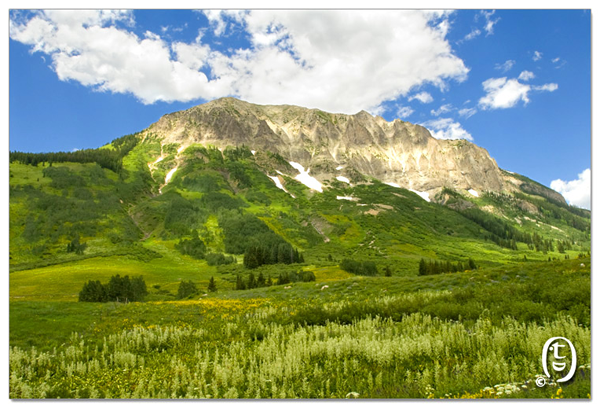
[10,258,591,399]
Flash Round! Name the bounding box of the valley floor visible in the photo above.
[9,257,591,399]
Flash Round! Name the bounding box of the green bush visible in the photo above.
[206,252,236,266]
[177,280,199,299]
[175,235,207,260]
[245,190,271,206]
[340,258,378,276]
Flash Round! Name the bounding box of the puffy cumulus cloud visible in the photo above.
[10,10,221,104]
[420,118,473,141]
[396,105,414,119]
[550,169,590,210]
[479,78,529,109]
[202,10,247,36]
[532,50,543,61]
[478,76,558,110]
[409,91,433,104]
[10,10,469,113]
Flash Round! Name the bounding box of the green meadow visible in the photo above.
[10,257,591,399]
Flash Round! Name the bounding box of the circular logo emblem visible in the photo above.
[542,337,577,383]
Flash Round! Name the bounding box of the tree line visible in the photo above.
[235,269,315,290]
[243,242,304,269]
[340,258,378,276]
[418,258,477,276]
[10,134,139,174]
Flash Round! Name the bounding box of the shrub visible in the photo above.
[177,280,199,299]
[176,234,207,260]
[78,280,107,302]
[206,252,236,266]
[340,258,378,276]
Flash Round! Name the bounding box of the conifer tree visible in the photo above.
[247,273,256,289]
[418,258,427,276]
[208,276,217,292]
[384,266,392,277]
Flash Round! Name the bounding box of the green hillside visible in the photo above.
[9,132,591,399]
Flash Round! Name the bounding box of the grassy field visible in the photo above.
[10,257,591,399]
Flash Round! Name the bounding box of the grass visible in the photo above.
[9,251,221,302]
[9,258,591,399]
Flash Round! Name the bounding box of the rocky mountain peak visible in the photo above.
[141,98,559,201]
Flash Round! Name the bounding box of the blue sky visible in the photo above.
[9,9,591,208]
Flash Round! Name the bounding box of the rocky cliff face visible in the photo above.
[141,97,550,200]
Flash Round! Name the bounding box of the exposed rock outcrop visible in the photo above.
[142,97,560,202]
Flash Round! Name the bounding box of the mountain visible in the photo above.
[9,98,589,284]
[145,97,526,199]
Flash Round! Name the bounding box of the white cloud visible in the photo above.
[478,76,558,110]
[518,70,535,81]
[481,10,500,36]
[552,57,567,69]
[533,83,558,92]
[421,118,473,141]
[430,103,454,116]
[202,10,247,36]
[462,28,481,42]
[409,91,433,104]
[494,59,515,73]
[532,50,543,61]
[479,78,529,109]
[396,105,414,118]
[10,10,221,104]
[10,10,469,113]
[550,169,590,210]
[458,107,477,118]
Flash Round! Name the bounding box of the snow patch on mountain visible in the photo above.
[409,189,430,202]
[289,161,323,192]
[268,175,295,198]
